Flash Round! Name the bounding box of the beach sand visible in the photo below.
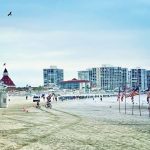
[0,96,150,150]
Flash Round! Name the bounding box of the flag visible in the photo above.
[131,96,134,103]
[126,86,139,103]
[126,86,139,98]
[120,86,126,101]
[117,87,121,101]
[132,86,139,97]
[132,86,139,103]
[121,92,125,101]
[147,88,150,104]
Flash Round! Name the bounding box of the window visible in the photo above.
[3,98,6,103]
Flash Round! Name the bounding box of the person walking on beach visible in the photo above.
[41,94,45,101]
[55,96,57,102]
[45,94,52,108]
[100,97,103,101]
[36,101,40,108]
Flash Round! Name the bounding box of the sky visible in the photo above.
[0,0,150,87]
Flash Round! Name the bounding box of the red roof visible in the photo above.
[60,78,90,83]
[1,76,15,86]
[0,68,15,87]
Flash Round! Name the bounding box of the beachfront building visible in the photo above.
[60,78,90,92]
[88,68,101,88]
[147,70,150,89]
[129,68,147,91]
[0,68,16,90]
[78,65,128,91]
[100,65,128,91]
[122,68,128,88]
[43,66,64,87]
[78,68,100,88]
[78,71,90,81]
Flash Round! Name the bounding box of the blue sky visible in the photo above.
[0,0,150,86]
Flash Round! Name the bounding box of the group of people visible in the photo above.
[36,93,57,108]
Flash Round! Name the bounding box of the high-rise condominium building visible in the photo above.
[43,66,64,86]
[78,68,100,87]
[78,65,128,90]
[147,70,150,89]
[130,68,147,91]
[100,66,128,91]
[78,71,90,81]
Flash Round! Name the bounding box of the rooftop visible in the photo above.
[60,78,90,83]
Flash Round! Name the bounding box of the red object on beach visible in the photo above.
[126,87,139,98]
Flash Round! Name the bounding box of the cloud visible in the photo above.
[0,25,150,86]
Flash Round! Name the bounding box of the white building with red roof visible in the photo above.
[0,68,16,89]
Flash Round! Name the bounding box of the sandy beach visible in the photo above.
[0,96,150,150]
